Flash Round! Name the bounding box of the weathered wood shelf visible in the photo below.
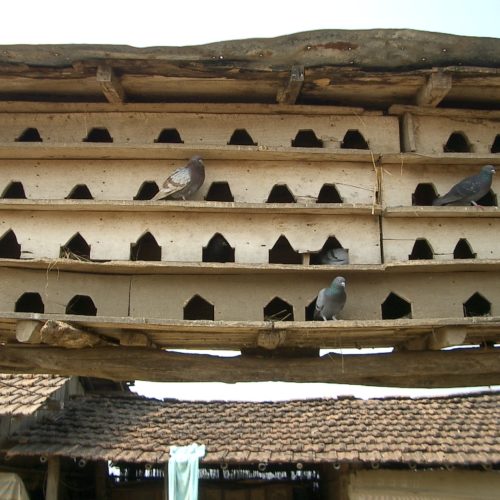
[384,206,500,218]
[1,257,500,276]
[0,143,381,162]
[388,105,500,119]
[1,312,499,350]
[381,153,500,165]
[0,199,381,215]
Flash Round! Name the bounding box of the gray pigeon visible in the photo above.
[313,276,347,321]
[151,156,205,201]
[432,165,496,206]
[317,247,349,265]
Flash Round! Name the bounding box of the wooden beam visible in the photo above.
[16,320,43,343]
[46,456,60,500]
[0,345,498,388]
[416,71,452,107]
[277,66,304,104]
[40,320,111,348]
[96,65,126,104]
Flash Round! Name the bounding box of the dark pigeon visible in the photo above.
[313,276,347,321]
[203,235,233,263]
[151,156,205,201]
[433,165,496,206]
[317,247,349,265]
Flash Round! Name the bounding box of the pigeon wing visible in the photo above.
[151,167,191,200]
[313,289,327,320]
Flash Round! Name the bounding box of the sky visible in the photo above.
[0,0,498,46]
[3,1,498,401]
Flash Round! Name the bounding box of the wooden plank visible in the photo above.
[277,66,304,104]
[0,143,382,162]
[0,199,381,215]
[46,456,60,500]
[2,257,500,276]
[0,313,499,350]
[0,344,498,388]
[96,65,126,104]
[415,71,452,107]
[389,104,500,119]
[0,101,379,116]
[381,153,500,166]
[384,206,500,218]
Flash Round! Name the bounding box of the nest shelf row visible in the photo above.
[3,126,500,154]
[0,229,496,265]
[7,290,494,322]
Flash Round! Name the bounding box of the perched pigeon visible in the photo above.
[203,235,234,263]
[313,276,347,321]
[151,156,205,201]
[432,164,496,206]
[317,247,349,265]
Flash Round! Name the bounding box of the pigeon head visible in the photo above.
[190,155,204,166]
[332,276,346,288]
[482,164,496,176]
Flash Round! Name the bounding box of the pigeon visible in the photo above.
[313,276,347,321]
[317,247,349,265]
[151,156,205,201]
[203,235,234,263]
[432,165,496,206]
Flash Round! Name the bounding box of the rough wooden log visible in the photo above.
[277,66,304,104]
[0,345,498,388]
[416,71,452,107]
[16,320,43,343]
[46,456,60,500]
[96,65,126,104]
[40,320,111,349]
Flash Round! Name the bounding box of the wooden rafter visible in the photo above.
[277,66,304,104]
[96,65,126,104]
[415,71,453,107]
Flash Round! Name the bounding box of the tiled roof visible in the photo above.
[6,392,500,466]
[0,374,68,416]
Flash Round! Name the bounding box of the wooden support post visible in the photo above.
[320,464,350,500]
[277,65,304,104]
[401,112,416,152]
[416,71,452,107]
[95,460,109,500]
[256,330,286,350]
[46,456,60,500]
[40,320,111,348]
[96,65,126,104]
[119,332,151,347]
[428,326,467,350]
[16,320,43,343]
[399,326,467,351]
